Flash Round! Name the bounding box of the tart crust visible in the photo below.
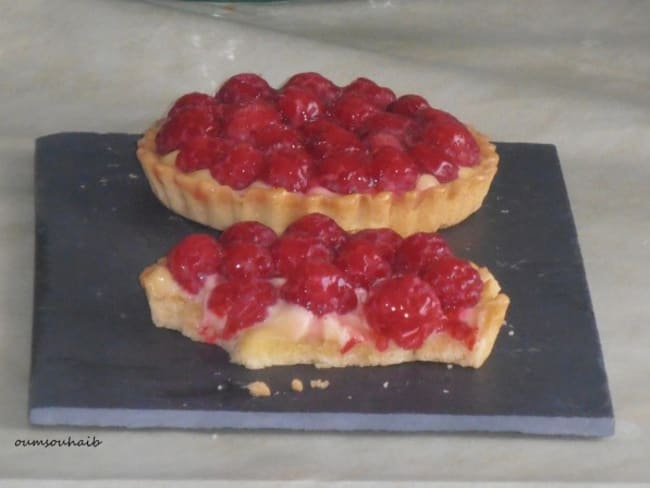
[139,260,510,369]
[136,124,499,236]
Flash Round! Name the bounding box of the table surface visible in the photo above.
[1,0,649,486]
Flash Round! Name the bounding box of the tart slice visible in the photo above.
[137,72,499,236]
[140,214,510,369]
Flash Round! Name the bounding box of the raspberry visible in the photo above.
[370,146,418,192]
[155,107,216,154]
[332,94,380,132]
[364,275,444,349]
[316,151,374,194]
[209,142,265,190]
[417,107,460,126]
[281,260,357,316]
[167,234,223,294]
[419,118,480,167]
[302,119,362,159]
[387,94,430,117]
[444,311,478,350]
[364,132,404,153]
[408,143,459,183]
[361,112,413,139]
[343,77,396,109]
[224,101,281,142]
[334,239,392,288]
[348,228,402,261]
[176,136,230,173]
[393,232,452,274]
[219,221,277,247]
[277,86,323,126]
[263,147,312,193]
[208,279,278,340]
[285,213,348,250]
[215,73,275,105]
[168,92,216,117]
[271,233,333,277]
[282,72,340,104]
[220,242,274,280]
[421,256,482,311]
[252,125,301,151]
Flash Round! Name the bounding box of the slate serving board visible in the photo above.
[29,133,614,436]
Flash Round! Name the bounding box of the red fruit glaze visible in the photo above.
[419,115,480,167]
[277,86,323,126]
[215,73,275,105]
[421,256,482,311]
[209,143,265,190]
[332,94,380,132]
[343,77,396,109]
[302,119,362,159]
[220,242,274,281]
[167,234,223,294]
[168,92,216,117]
[388,94,430,117]
[281,260,357,316]
[176,136,230,173]
[370,146,418,192]
[219,221,277,247]
[224,102,281,142]
[252,125,301,151]
[362,112,413,139]
[393,232,452,274]
[263,147,312,192]
[317,151,375,194]
[408,143,459,183]
[348,228,402,261]
[364,275,444,349]
[284,213,348,250]
[156,107,216,154]
[334,239,392,288]
[282,72,340,103]
[444,311,479,350]
[271,233,333,277]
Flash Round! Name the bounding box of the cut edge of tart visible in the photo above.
[136,124,498,236]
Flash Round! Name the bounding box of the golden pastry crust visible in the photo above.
[139,260,510,369]
[136,124,499,236]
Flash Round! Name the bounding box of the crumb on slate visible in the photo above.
[246,381,271,397]
[310,379,330,390]
[382,381,389,389]
[508,330,515,336]
[447,364,453,370]
[291,378,304,392]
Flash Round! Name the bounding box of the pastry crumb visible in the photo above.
[508,330,515,336]
[310,379,330,390]
[291,378,304,392]
[382,381,389,389]
[246,381,271,397]
[442,389,450,394]
[447,364,453,370]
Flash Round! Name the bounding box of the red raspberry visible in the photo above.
[362,112,414,139]
[316,151,375,194]
[364,132,404,152]
[444,311,478,349]
[168,92,216,117]
[209,143,265,190]
[302,119,363,159]
[277,86,323,126]
[343,77,396,109]
[408,143,459,183]
[348,228,402,261]
[332,94,380,132]
[387,94,430,117]
[417,107,460,126]
[224,101,281,142]
[370,146,418,192]
[284,213,348,250]
[175,136,230,173]
[281,260,357,316]
[263,148,312,192]
[219,221,277,247]
[155,107,217,154]
[271,233,333,277]
[215,73,275,105]
[252,125,301,151]
[364,275,444,350]
[421,256,482,311]
[419,118,480,167]
[334,239,392,289]
[167,234,223,294]
[220,242,274,281]
[208,279,278,340]
[282,72,340,104]
[393,232,452,274]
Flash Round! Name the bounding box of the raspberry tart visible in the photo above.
[139,214,509,368]
[137,72,499,235]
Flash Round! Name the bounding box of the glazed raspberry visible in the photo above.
[219,221,277,247]
[283,72,340,103]
[364,132,404,152]
[317,151,374,194]
[167,234,223,294]
[208,279,278,340]
[362,112,413,139]
[332,94,380,132]
[393,232,452,274]
[370,146,418,192]
[168,92,216,117]
[271,233,333,277]
[156,107,216,154]
[281,260,357,316]
[387,94,430,117]
[364,275,444,350]
[444,311,478,349]
[277,86,323,126]
[176,136,230,173]
[334,239,392,288]
[302,119,363,159]
[252,125,301,151]
[343,77,396,109]
[220,242,274,281]
[209,143,265,190]
[224,102,281,142]
[348,228,402,261]
[263,147,312,192]
[420,118,480,167]
[417,107,460,126]
[215,73,275,105]
[408,143,459,183]
[284,213,348,250]
[421,256,482,311]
